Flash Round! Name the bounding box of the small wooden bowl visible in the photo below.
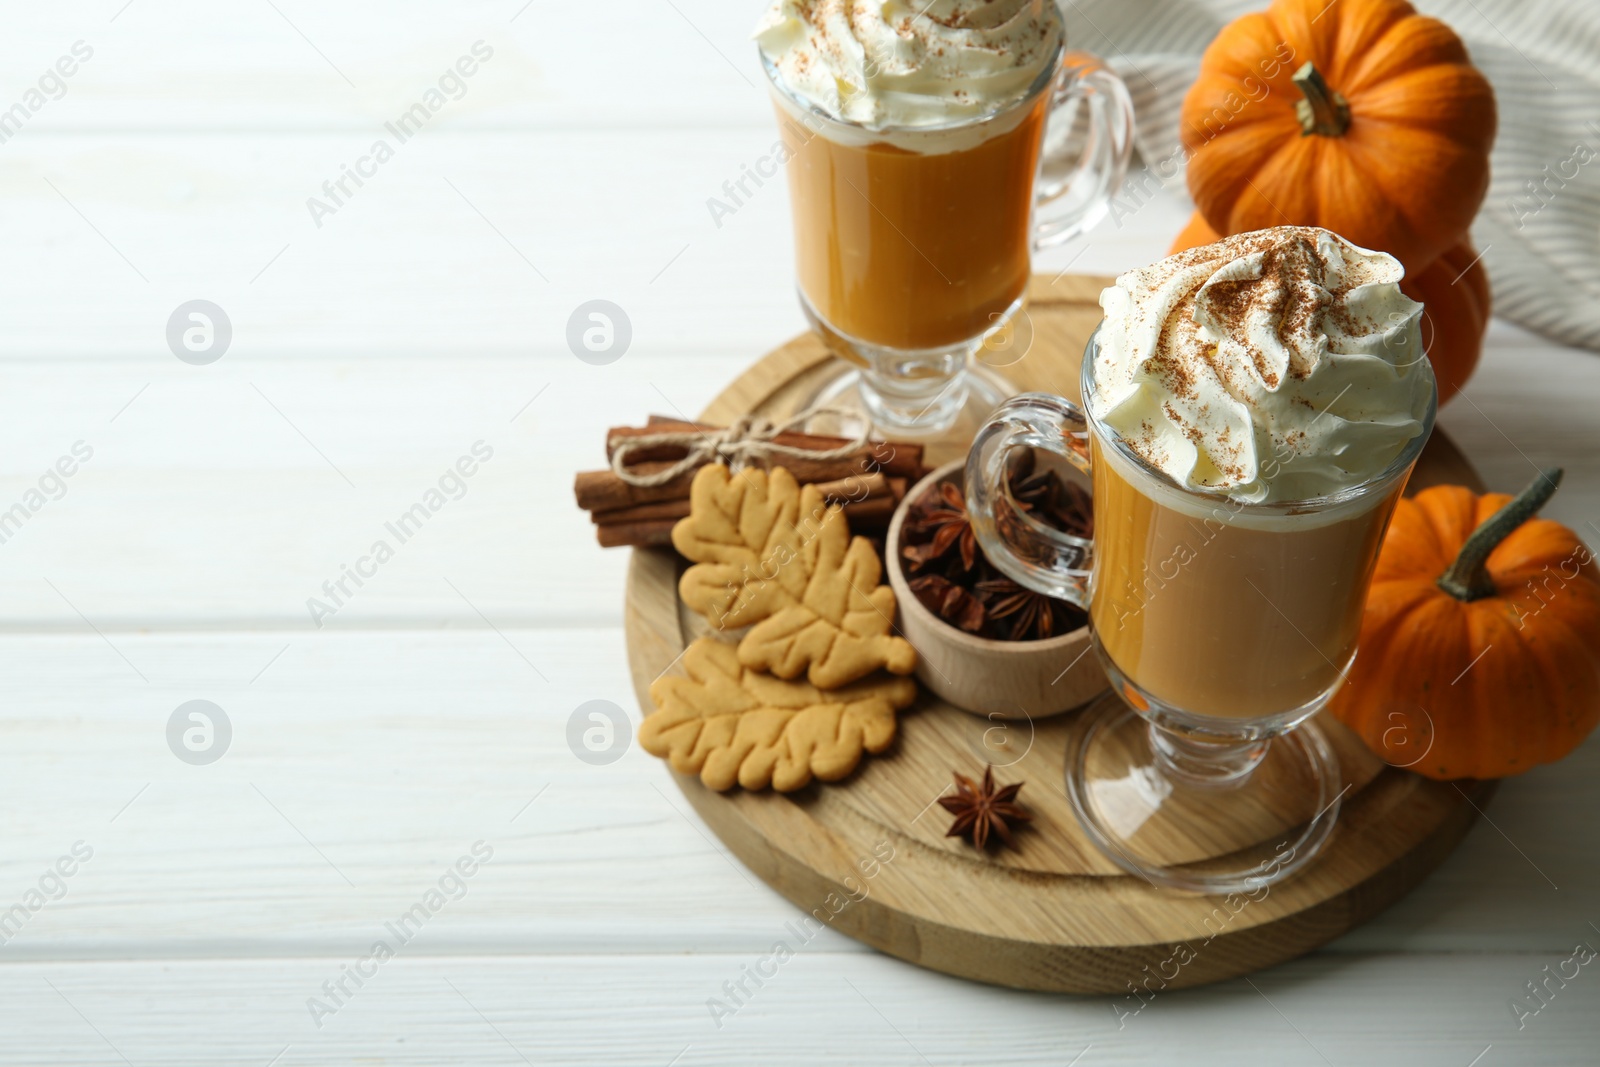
[885,460,1107,719]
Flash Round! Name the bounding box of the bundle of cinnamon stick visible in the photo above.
[575,416,927,548]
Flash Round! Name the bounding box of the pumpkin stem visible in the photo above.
[1293,62,1351,137]
[1437,469,1564,602]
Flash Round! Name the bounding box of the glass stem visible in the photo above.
[858,359,970,434]
[1148,724,1270,788]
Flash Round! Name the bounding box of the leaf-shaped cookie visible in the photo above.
[642,637,916,792]
[673,464,915,688]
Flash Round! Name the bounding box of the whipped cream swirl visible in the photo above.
[754,0,1062,129]
[1091,226,1433,504]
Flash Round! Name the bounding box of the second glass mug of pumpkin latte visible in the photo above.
[966,227,1439,893]
[756,0,1134,438]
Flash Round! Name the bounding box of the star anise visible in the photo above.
[898,459,1094,641]
[938,765,1031,850]
[901,480,978,574]
[973,575,1086,641]
[908,573,986,633]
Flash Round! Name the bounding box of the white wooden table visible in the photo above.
[2,2,1596,1064]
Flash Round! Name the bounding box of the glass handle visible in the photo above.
[964,393,1094,607]
[1033,51,1135,250]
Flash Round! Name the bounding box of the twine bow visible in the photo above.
[609,407,873,487]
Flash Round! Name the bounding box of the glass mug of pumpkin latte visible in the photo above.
[756,0,1133,437]
[966,227,1437,893]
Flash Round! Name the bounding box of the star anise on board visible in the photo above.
[939,765,1031,850]
[973,575,1086,641]
[900,481,978,574]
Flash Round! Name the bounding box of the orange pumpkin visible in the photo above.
[1328,471,1600,780]
[1167,211,1223,258]
[1399,238,1490,406]
[1180,0,1496,273]
[1168,213,1489,404]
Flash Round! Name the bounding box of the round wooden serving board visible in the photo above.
[624,274,1495,994]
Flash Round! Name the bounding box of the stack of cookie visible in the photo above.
[639,464,921,792]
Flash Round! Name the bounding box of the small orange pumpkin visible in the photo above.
[1329,471,1600,780]
[1168,213,1489,405]
[1398,238,1490,407]
[1167,211,1223,258]
[1179,0,1496,273]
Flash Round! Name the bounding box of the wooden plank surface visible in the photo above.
[0,953,1594,1066]
[0,345,1584,630]
[0,629,1593,963]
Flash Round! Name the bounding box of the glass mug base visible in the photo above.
[1065,691,1343,896]
[797,287,1021,438]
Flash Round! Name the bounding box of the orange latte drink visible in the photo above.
[965,226,1437,893]
[1087,430,1404,720]
[1082,227,1435,722]
[770,89,1048,352]
[757,0,1062,353]
[756,1,1132,433]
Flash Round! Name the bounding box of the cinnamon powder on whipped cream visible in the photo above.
[755,0,1061,129]
[1091,226,1433,504]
